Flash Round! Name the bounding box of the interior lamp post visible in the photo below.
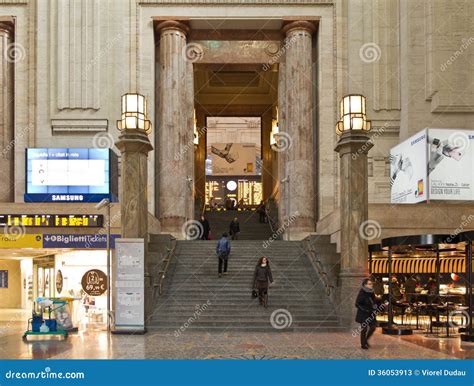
[334,94,374,327]
[115,93,153,332]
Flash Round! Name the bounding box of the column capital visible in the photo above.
[334,131,373,156]
[155,20,189,36]
[0,20,14,36]
[282,21,316,36]
[115,131,153,154]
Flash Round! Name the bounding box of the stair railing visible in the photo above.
[303,239,335,299]
[265,198,279,237]
[157,236,177,296]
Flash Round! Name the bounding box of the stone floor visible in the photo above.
[1,321,473,360]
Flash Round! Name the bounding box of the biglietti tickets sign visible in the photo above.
[390,128,474,203]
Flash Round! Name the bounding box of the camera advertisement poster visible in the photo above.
[390,129,428,203]
[428,128,474,200]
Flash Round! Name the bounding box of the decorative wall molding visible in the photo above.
[372,0,400,111]
[140,0,333,4]
[51,119,108,133]
[425,0,474,113]
[0,0,28,3]
[55,0,101,110]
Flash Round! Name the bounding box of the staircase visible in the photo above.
[149,239,342,332]
[203,210,274,240]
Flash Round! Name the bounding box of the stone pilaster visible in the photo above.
[281,21,316,238]
[156,21,192,235]
[115,132,153,239]
[335,131,373,327]
[0,22,14,202]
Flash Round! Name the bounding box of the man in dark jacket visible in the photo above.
[355,278,379,349]
[229,217,240,240]
[216,233,231,277]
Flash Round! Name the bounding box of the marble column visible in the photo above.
[115,132,153,239]
[261,109,273,202]
[194,108,206,209]
[156,21,192,235]
[0,22,14,202]
[335,131,373,327]
[282,21,316,239]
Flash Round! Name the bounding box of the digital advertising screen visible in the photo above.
[24,148,118,203]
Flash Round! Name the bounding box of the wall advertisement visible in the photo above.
[390,129,428,204]
[390,128,474,203]
[210,143,257,176]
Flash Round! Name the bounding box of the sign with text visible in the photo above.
[81,269,107,296]
[114,238,145,333]
[390,129,428,204]
[390,128,474,203]
[0,214,103,228]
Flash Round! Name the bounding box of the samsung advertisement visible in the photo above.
[390,128,474,203]
[24,148,118,203]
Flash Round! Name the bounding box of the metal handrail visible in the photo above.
[157,236,177,296]
[303,239,335,298]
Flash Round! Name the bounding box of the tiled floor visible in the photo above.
[1,321,473,360]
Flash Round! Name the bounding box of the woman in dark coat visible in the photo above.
[199,215,210,240]
[253,256,273,307]
[355,278,379,349]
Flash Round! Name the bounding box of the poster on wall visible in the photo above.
[114,238,145,333]
[210,143,257,176]
[427,128,474,200]
[390,129,428,203]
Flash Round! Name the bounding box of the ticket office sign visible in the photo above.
[0,214,103,227]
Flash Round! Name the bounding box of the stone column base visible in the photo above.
[160,216,187,239]
[337,271,367,329]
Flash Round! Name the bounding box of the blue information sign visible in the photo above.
[42,234,120,249]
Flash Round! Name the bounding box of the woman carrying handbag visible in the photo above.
[252,256,273,308]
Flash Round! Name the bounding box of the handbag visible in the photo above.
[252,289,258,298]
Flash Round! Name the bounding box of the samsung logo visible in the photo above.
[411,134,426,145]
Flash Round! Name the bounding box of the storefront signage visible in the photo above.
[390,128,474,203]
[0,234,43,249]
[114,238,145,332]
[81,269,107,296]
[24,148,118,203]
[0,233,120,249]
[0,214,103,228]
[42,234,120,249]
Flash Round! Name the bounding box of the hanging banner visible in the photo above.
[390,129,428,203]
[428,128,474,200]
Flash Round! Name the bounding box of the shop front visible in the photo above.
[0,214,119,333]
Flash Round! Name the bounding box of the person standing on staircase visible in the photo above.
[229,217,240,240]
[216,233,231,277]
[253,256,273,308]
[199,215,211,240]
[257,201,266,223]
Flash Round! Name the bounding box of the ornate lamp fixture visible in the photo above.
[336,94,371,136]
[117,93,151,134]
